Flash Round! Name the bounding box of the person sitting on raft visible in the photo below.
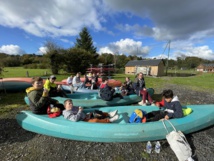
[26,77,64,114]
[146,89,183,121]
[63,99,119,123]
[44,75,65,97]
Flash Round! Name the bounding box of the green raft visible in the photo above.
[16,104,214,142]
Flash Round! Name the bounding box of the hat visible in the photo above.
[50,75,56,79]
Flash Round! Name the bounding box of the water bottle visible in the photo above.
[155,141,161,153]
[146,141,152,154]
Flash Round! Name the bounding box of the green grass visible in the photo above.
[1,67,70,81]
[1,67,214,93]
[0,67,213,116]
[0,92,27,115]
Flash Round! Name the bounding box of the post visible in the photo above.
[26,71,29,77]
[165,40,171,76]
[44,71,47,76]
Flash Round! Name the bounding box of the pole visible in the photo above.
[165,40,171,76]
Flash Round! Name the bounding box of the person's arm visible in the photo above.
[28,91,49,110]
[44,79,51,91]
[166,102,183,118]
[64,108,84,122]
[67,77,72,85]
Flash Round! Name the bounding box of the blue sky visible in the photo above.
[0,0,214,60]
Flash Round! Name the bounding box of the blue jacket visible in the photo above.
[164,96,183,118]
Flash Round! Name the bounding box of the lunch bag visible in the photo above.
[129,109,147,123]
[162,120,194,161]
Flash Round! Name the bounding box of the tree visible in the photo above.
[115,55,129,68]
[44,40,63,74]
[97,53,114,65]
[75,27,98,64]
[63,48,93,74]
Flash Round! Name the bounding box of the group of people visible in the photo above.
[26,72,183,123]
[118,72,154,106]
[66,72,99,91]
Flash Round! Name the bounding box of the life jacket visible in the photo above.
[129,109,147,123]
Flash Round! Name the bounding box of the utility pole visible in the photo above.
[165,40,171,76]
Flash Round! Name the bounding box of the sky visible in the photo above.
[0,0,214,60]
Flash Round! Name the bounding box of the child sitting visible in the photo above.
[146,89,183,121]
[63,99,119,123]
[99,76,116,101]
[26,77,64,114]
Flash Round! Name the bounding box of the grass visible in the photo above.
[0,92,27,115]
[1,67,214,92]
[0,70,213,117]
[1,67,70,80]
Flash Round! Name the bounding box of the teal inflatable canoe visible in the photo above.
[24,93,142,108]
[16,104,214,142]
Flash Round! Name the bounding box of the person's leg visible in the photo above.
[146,92,153,104]
[140,90,147,103]
[102,112,109,117]
[147,111,166,121]
[87,118,110,123]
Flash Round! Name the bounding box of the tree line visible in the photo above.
[0,27,213,75]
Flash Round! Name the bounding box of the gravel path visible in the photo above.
[0,84,214,161]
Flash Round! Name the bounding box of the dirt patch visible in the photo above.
[0,84,214,161]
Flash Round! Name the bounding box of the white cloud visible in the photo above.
[37,46,48,55]
[105,0,214,41]
[0,45,25,55]
[98,38,150,56]
[172,45,214,60]
[0,0,103,37]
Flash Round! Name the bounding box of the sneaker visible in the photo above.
[151,103,155,106]
[138,101,143,105]
[139,101,146,106]
[108,110,118,117]
[109,114,119,122]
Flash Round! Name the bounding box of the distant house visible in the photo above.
[197,64,214,72]
[125,59,165,76]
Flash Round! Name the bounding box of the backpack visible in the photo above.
[162,120,194,161]
[129,109,147,123]
[99,87,113,101]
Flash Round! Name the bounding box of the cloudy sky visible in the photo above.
[0,0,214,60]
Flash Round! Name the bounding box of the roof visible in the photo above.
[202,64,214,67]
[125,59,164,67]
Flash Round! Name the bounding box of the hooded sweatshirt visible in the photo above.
[164,96,183,118]
[62,106,86,122]
[26,87,57,114]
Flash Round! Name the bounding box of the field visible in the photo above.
[2,67,213,92]
[0,67,214,161]
[1,67,213,114]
